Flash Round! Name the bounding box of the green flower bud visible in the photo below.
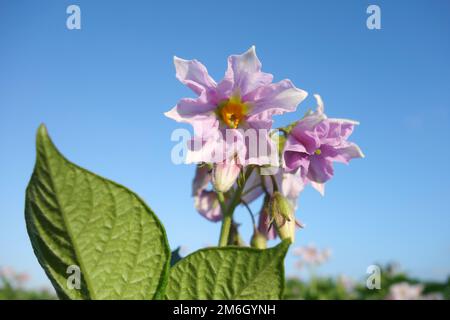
[250,231,267,249]
[276,218,295,243]
[269,192,293,221]
[269,191,295,243]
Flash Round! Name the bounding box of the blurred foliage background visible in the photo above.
[2,262,449,300]
[284,265,450,300]
[0,267,55,300]
[284,245,449,300]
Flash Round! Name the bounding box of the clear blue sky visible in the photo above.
[1,0,449,288]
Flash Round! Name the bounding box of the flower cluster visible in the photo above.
[387,282,443,300]
[165,47,364,247]
[0,266,30,286]
[293,245,332,269]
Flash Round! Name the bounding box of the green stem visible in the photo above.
[217,192,231,247]
[217,166,255,247]
[218,212,232,247]
[216,191,227,215]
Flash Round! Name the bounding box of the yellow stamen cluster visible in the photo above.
[315,149,322,155]
[217,97,248,129]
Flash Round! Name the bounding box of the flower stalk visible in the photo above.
[217,191,232,247]
[217,167,254,246]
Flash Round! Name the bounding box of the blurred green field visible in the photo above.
[1,264,448,300]
[284,266,450,300]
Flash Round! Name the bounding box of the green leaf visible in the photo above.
[166,241,290,300]
[25,124,170,300]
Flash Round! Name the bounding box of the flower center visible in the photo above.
[314,149,322,155]
[217,97,248,129]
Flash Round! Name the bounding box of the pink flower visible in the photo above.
[192,165,211,196]
[338,275,356,294]
[0,266,14,278]
[165,46,307,165]
[15,272,31,285]
[293,244,331,267]
[190,163,241,222]
[387,282,424,300]
[194,190,222,222]
[192,165,223,222]
[387,282,443,300]
[283,95,364,187]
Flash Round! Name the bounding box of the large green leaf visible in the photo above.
[25,124,170,300]
[166,241,289,299]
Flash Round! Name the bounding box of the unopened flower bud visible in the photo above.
[250,230,267,249]
[212,162,241,193]
[269,191,295,243]
[257,197,277,240]
[276,218,295,243]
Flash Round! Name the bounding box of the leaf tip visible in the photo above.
[35,123,60,162]
[36,123,49,143]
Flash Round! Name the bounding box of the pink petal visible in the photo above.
[174,56,217,95]
[241,170,264,204]
[164,94,219,140]
[290,114,326,154]
[249,79,308,117]
[331,142,365,164]
[307,156,334,183]
[186,131,223,164]
[283,135,310,171]
[192,165,211,196]
[221,46,274,97]
[194,191,222,222]
[281,171,305,201]
[258,210,277,240]
[310,181,325,196]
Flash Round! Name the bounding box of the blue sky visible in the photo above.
[1,0,449,288]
